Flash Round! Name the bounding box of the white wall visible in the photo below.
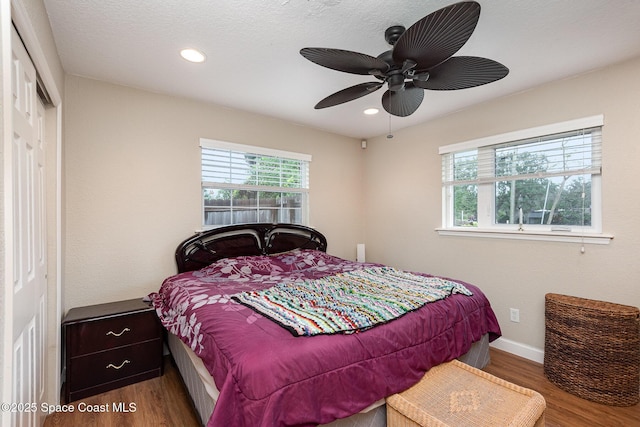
[63,76,365,310]
[362,56,640,356]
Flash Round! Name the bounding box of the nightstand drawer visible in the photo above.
[67,339,162,392]
[67,311,161,355]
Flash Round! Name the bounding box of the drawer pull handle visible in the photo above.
[106,360,131,370]
[106,327,131,337]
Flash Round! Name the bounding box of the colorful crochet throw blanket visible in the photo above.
[232,267,473,336]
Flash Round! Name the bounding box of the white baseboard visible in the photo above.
[490,337,544,364]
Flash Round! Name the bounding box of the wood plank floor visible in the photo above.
[44,348,639,426]
[43,357,201,427]
[483,348,639,427]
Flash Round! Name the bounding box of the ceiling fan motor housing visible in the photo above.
[387,73,406,92]
[375,49,406,91]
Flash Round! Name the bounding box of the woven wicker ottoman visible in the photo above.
[544,293,640,406]
[386,360,546,427]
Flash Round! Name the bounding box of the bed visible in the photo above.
[149,223,501,426]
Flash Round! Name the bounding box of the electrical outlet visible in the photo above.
[510,308,520,323]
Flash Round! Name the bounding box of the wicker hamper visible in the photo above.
[544,293,640,406]
[386,359,546,427]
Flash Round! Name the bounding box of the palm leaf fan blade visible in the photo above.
[415,56,509,90]
[393,1,481,70]
[381,83,424,117]
[300,48,389,75]
[315,82,384,109]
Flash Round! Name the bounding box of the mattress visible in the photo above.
[167,331,491,426]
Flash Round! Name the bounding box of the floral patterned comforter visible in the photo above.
[149,249,501,427]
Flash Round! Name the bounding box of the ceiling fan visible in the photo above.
[300,1,508,117]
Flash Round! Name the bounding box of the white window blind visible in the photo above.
[201,139,310,190]
[202,148,309,191]
[443,127,602,186]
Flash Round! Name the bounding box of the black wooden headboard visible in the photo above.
[175,223,328,273]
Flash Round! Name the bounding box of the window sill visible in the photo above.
[435,228,613,245]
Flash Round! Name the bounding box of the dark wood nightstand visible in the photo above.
[62,298,163,403]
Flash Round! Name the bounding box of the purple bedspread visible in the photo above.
[149,250,501,427]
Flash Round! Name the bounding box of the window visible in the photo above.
[200,139,311,228]
[440,116,606,239]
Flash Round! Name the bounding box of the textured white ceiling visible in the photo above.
[43,0,640,139]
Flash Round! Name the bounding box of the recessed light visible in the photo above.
[363,108,379,115]
[180,48,206,63]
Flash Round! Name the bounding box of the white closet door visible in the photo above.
[10,24,47,427]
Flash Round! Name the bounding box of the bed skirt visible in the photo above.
[167,332,491,426]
